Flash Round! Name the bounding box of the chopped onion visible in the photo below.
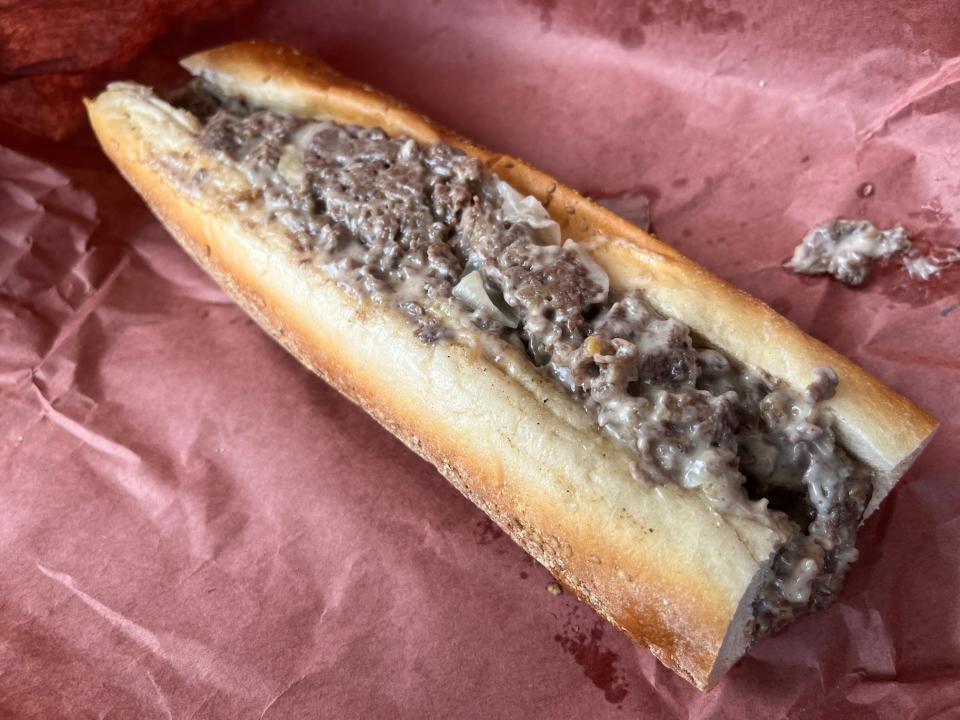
[452,271,519,328]
[496,180,561,245]
[398,138,416,160]
[276,146,307,190]
[291,122,324,150]
[108,83,202,134]
[782,557,820,604]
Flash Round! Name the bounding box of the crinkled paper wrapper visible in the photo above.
[1,2,958,717]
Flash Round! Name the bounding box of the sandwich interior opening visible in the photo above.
[158,76,876,640]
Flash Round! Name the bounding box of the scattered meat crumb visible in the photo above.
[903,247,960,281]
[787,217,956,286]
[785,218,910,285]
[902,254,941,281]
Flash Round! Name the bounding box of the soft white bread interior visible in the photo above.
[85,41,937,689]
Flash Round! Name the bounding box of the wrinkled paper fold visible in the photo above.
[2,1,957,717]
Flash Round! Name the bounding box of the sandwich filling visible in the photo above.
[786,218,910,286]
[165,80,874,639]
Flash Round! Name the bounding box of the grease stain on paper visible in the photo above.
[592,187,656,232]
[518,0,557,31]
[618,26,646,49]
[635,0,746,34]
[909,198,953,227]
[522,0,744,44]
[554,614,629,705]
[474,517,504,545]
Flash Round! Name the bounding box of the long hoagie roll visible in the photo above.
[85,41,937,689]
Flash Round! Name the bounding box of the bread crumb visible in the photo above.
[546,582,563,596]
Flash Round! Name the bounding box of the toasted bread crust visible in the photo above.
[181,41,937,514]
[85,41,937,689]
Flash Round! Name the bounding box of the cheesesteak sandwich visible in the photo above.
[85,41,938,689]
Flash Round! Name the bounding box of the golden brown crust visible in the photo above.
[85,41,937,689]
[182,41,937,515]
[86,87,760,689]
